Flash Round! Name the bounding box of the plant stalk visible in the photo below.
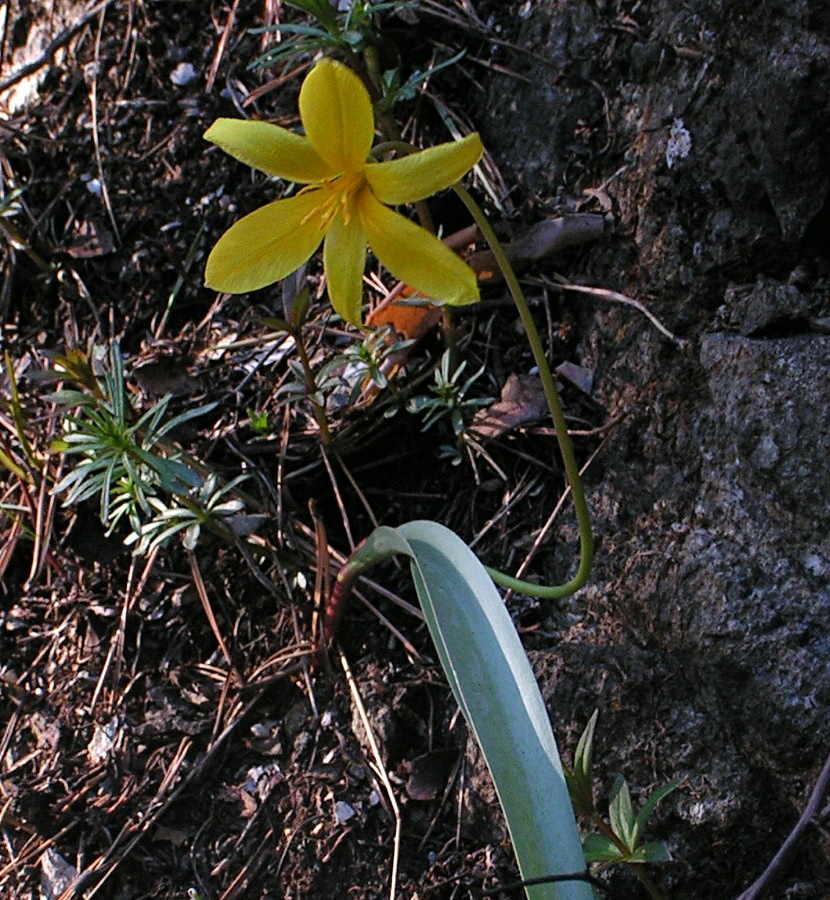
[453,183,593,599]
[293,325,333,447]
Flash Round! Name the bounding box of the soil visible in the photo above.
[1,2,829,900]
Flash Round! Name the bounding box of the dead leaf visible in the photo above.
[403,749,457,801]
[470,373,548,438]
[64,219,115,258]
[556,360,594,394]
[367,295,443,342]
[468,213,607,283]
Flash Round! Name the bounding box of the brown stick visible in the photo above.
[0,0,113,93]
[188,550,238,678]
[467,213,607,282]
[735,748,830,900]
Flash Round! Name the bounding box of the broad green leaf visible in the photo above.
[581,832,623,864]
[388,521,592,900]
[627,841,672,864]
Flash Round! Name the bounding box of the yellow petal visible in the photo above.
[205,191,325,293]
[364,133,483,205]
[323,212,367,325]
[359,192,480,307]
[299,59,374,173]
[204,118,333,183]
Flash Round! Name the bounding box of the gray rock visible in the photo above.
[720,278,819,336]
[700,332,830,520]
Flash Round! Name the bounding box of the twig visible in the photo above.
[0,0,113,93]
[340,648,401,900]
[59,686,279,899]
[90,548,159,714]
[735,748,830,900]
[87,9,121,246]
[188,550,238,676]
[216,827,275,900]
[321,444,354,549]
[551,278,690,349]
[206,0,241,93]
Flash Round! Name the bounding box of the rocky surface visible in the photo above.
[472,0,830,896]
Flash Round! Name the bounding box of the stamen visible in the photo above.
[299,170,365,229]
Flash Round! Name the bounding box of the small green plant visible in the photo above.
[374,48,467,114]
[408,349,492,435]
[317,323,414,409]
[250,0,420,71]
[566,710,681,896]
[247,407,272,435]
[48,342,212,538]
[125,473,250,556]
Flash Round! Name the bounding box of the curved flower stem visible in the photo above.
[453,182,593,599]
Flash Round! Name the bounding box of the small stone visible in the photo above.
[666,119,692,169]
[171,62,197,87]
[334,800,356,824]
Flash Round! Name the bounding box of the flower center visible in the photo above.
[304,169,365,230]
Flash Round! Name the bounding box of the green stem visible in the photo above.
[588,816,667,900]
[453,183,593,599]
[362,52,436,234]
[294,325,333,447]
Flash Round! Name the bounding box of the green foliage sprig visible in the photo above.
[125,473,250,556]
[250,0,420,71]
[407,349,492,437]
[48,342,213,538]
[566,710,681,896]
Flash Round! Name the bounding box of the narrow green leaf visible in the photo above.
[608,776,636,852]
[631,778,682,849]
[154,401,218,439]
[46,389,94,407]
[565,709,598,817]
[0,445,30,482]
[574,709,598,783]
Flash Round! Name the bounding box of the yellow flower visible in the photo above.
[204,58,483,324]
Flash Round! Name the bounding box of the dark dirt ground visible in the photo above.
[2,2,830,899]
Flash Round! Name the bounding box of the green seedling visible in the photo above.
[565,711,681,897]
[407,349,492,437]
[376,49,467,114]
[48,342,211,536]
[317,324,414,408]
[250,0,420,72]
[125,474,251,556]
[584,775,679,867]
